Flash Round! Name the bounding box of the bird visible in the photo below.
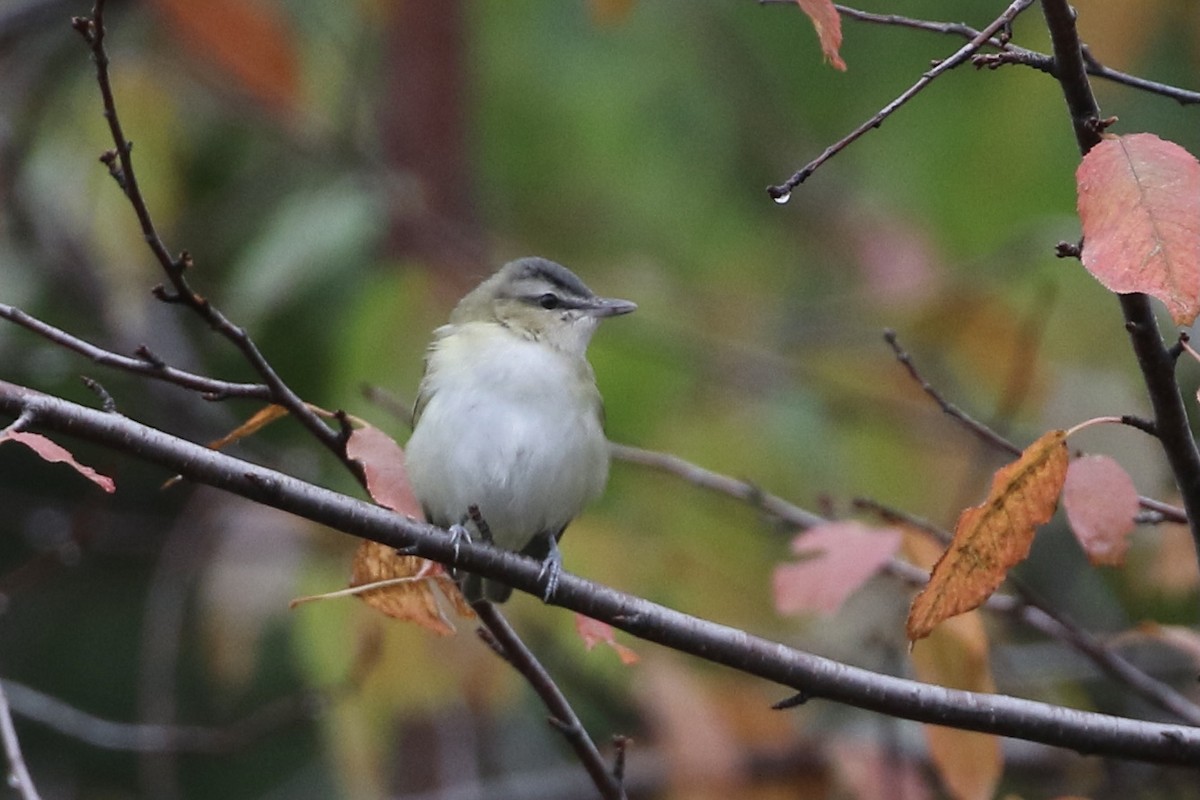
[404,257,636,603]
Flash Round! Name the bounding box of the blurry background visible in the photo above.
[1,0,1199,797]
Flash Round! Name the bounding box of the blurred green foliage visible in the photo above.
[1,0,1199,796]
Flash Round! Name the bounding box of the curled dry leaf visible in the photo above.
[907,430,1068,641]
[773,521,902,616]
[1077,133,1200,326]
[348,541,471,636]
[0,429,116,493]
[575,614,639,665]
[344,424,473,630]
[1062,454,1138,567]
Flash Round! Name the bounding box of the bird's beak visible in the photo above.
[585,296,638,318]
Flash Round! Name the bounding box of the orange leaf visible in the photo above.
[905,532,1002,800]
[348,540,473,634]
[1062,455,1138,566]
[575,614,639,665]
[773,522,901,616]
[795,0,847,71]
[345,424,422,518]
[146,0,300,115]
[1077,133,1200,325]
[907,430,1068,640]
[0,430,115,493]
[206,404,289,450]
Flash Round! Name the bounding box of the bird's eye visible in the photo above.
[538,293,561,310]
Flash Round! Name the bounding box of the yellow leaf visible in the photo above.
[905,533,1002,800]
[907,430,1068,640]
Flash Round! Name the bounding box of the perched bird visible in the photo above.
[404,257,636,602]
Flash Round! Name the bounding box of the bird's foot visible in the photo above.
[447,523,471,563]
[537,538,564,603]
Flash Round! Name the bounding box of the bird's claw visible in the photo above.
[447,523,471,562]
[537,538,564,602]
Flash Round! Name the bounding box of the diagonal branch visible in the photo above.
[3,381,1200,766]
[474,604,625,799]
[766,0,1036,198]
[1039,0,1200,571]
[70,1,351,470]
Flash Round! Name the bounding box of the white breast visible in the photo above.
[404,323,610,552]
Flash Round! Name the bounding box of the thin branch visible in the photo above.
[855,498,1200,726]
[4,383,1199,765]
[1039,0,1200,575]
[0,681,41,800]
[613,445,1200,725]
[70,2,352,469]
[0,304,271,400]
[884,329,1188,525]
[1,679,320,754]
[799,3,1200,105]
[608,443,824,530]
[766,0,1036,198]
[473,604,625,800]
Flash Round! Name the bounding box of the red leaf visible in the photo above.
[1077,133,1200,325]
[773,522,901,616]
[0,430,115,493]
[575,614,639,664]
[346,424,423,519]
[1063,455,1138,566]
[796,0,846,71]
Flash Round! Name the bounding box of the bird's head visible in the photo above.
[450,257,636,354]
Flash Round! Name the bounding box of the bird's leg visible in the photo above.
[467,504,495,544]
[537,535,563,602]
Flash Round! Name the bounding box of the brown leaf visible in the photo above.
[1063,455,1138,566]
[575,614,639,665]
[907,430,1068,641]
[348,540,472,635]
[146,0,300,115]
[796,0,847,71]
[206,404,289,450]
[0,430,115,493]
[346,423,422,518]
[1077,133,1200,325]
[905,533,1002,800]
[773,522,902,616]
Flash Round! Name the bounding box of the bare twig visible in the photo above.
[615,445,1200,724]
[1,678,320,754]
[0,681,41,800]
[759,2,1200,105]
[71,1,352,469]
[0,304,271,401]
[856,498,1200,725]
[766,0,1037,199]
[473,603,626,800]
[3,381,1200,764]
[1040,0,1200,574]
[883,329,1188,525]
[608,443,823,530]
